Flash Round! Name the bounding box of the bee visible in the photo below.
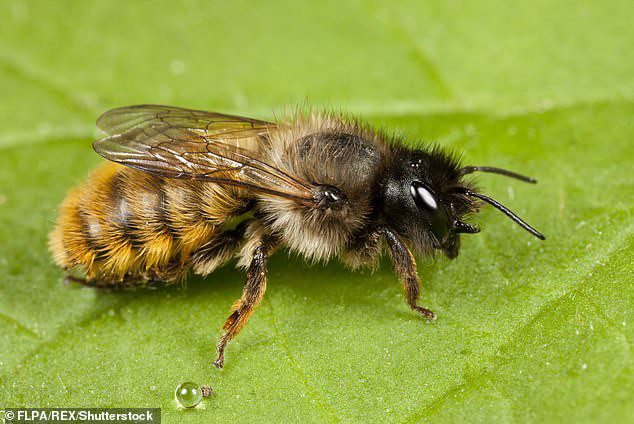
[50,105,545,368]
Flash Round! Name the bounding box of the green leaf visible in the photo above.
[0,1,632,422]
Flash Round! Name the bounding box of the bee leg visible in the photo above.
[64,274,90,286]
[190,221,249,276]
[64,274,118,288]
[213,236,275,368]
[381,227,437,321]
[65,273,165,289]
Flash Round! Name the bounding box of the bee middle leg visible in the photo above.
[212,235,276,368]
[381,227,437,321]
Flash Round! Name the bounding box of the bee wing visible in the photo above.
[93,105,316,203]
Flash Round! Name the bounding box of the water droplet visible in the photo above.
[175,382,203,408]
[175,382,214,408]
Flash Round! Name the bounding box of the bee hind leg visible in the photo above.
[212,235,276,368]
[381,227,437,321]
[64,274,118,289]
[64,274,91,286]
[64,273,166,289]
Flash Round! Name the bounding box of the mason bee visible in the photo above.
[50,104,545,368]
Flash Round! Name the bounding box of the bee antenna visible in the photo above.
[455,188,545,240]
[460,166,537,184]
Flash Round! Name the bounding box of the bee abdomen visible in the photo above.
[50,163,248,284]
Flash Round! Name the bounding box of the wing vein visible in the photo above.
[93,105,316,204]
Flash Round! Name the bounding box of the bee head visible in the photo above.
[380,147,544,258]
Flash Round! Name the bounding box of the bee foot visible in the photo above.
[414,306,437,321]
[212,356,224,369]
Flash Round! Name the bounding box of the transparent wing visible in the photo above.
[93,105,316,203]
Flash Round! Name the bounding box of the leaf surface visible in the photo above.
[0,1,632,422]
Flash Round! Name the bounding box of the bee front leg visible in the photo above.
[380,227,437,321]
[213,236,276,368]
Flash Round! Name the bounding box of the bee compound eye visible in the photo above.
[410,181,438,212]
[410,181,450,241]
